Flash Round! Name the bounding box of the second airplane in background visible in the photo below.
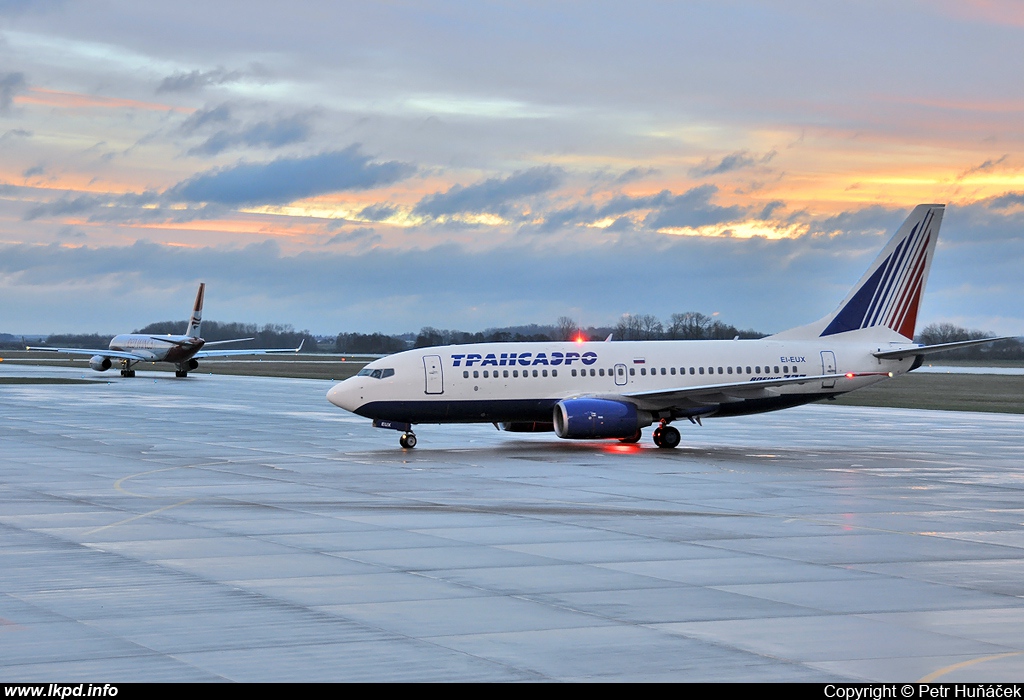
[29,283,303,377]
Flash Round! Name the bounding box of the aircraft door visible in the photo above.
[423,355,444,394]
[614,363,627,386]
[820,350,837,388]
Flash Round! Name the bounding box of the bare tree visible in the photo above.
[556,316,577,341]
[667,312,713,339]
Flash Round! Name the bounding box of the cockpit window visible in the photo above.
[357,368,395,379]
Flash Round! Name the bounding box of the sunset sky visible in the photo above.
[2,1,1022,336]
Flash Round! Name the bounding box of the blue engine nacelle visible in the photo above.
[553,398,652,439]
[89,355,112,372]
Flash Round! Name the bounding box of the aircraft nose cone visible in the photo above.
[327,381,359,411]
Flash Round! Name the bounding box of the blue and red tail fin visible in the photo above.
[772,204,944,341]
[185,283,205,338]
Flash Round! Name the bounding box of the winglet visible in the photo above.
[186,283,205,338]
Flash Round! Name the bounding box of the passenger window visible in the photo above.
[599,368,605,377]
[689,367,695,375]
[552,370,557,377]
[755,366,761,373]
[542,369,548,377]
[617,367,623,376]
[513,370,519,378]
[532,369,538,377]
[641,368,646,376]
[727,367,733,374]
[571,369,577,377]
[503,370,509,378]
[670,367,676,375]
[699,367,704,375]
[463,371,469,378]
[482,370,489,378]
[473,370,479,378]
[661,368,666,375]
[774,366,780,374]
[590,369,596,377]
[629,368,635,376]
[746,366,751,374]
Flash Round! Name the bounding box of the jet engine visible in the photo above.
[553,398,653,439]
[89,355,112,372]
[185,359,199,370]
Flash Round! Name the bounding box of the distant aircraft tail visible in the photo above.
[771,204,944,341]
[185,283,205,338]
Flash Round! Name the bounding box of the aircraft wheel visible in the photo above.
[652,427,663,448]
[658,426,681,449]
[175,370,187,378]
[619,429,642,444]
[400,433,417,449]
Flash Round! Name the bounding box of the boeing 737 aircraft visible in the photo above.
[29,283,302,377]
[327,204,1010,449]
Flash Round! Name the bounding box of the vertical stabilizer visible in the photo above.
[185,283,205,338]
[771,204,944,341]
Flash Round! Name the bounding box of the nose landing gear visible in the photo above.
[399,432,417,449]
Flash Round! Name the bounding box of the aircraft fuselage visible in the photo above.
[327,337,912,425]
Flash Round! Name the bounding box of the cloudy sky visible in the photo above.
[1,0,1022,336]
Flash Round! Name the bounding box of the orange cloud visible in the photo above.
[15,88,192,113]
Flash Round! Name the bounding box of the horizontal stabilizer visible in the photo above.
[873,336,1017,360]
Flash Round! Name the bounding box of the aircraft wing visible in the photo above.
[194,339,304,358]
[620,372,855,410]
[25,346,148,361]
[872,336,1017,360]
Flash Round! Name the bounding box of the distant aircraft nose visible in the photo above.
[326,380,361,412]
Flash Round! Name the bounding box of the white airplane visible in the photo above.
[29,283,303,377]
[327,204,1012,449]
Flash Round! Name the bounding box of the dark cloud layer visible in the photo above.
[414,166,563,218]
[168,146,415,205]
[7,200,1021,336]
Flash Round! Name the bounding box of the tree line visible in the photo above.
[11,317,1022,361]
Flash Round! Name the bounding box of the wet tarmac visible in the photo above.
[2,365,1023,681]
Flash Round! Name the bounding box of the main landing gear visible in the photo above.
[652,421,681,449]
[399,432,418,449]
[119,360,136,378]
[175,370,188,378]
